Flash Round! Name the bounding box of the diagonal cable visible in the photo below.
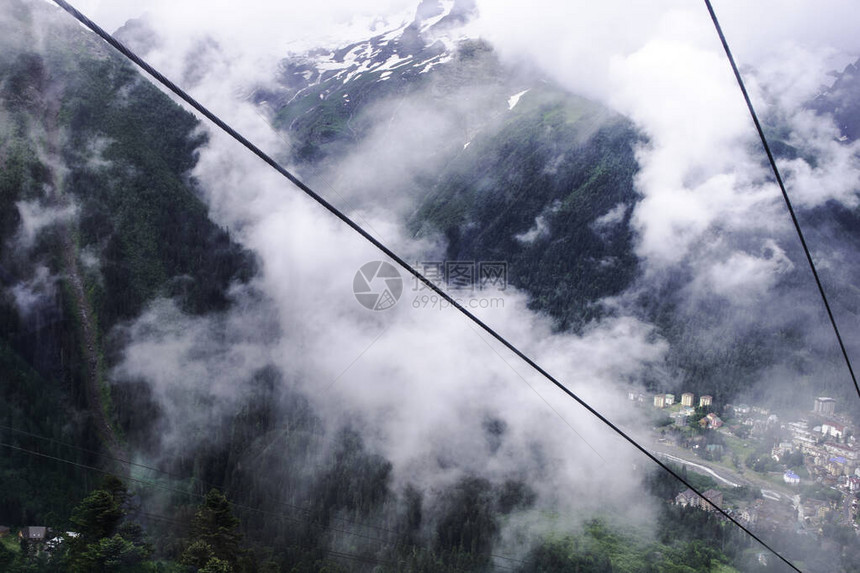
[50,1,800,569]
[704,0,860,400]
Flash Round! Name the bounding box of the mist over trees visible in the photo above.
[1,0,859,572]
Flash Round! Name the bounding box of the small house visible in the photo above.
[699,412,723,430]
[675,489,698,508]
[19,526,47,542]
[701,489,723,510]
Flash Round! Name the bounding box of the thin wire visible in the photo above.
[324,325,389,391]
[0,440,385,544]
[0,444,406,571]
[0,422,392,538]
[135,511,414,571]
[463,320,606,464]
[49,1,800,569]
[704,0,860,401]
[137,511,415,571]
[0,433,525,567]
[0,423,182,481]
[0,441,519,570]
[0,440,448,572]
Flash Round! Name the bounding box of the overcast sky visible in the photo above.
[70,0,860,63]
[73,0,418,53]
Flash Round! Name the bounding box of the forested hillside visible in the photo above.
[1,1,859,572]
[0,0,252,536]
[262,8,860,410]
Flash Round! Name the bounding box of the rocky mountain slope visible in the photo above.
[261,2,860,410]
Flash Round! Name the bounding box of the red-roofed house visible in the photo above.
[822,421,845,439]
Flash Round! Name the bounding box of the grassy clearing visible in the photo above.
[722,433,756,462]
[1,533,20,554]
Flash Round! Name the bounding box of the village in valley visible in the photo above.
[632,389,859,547]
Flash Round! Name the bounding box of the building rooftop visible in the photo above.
[19,526,47,540]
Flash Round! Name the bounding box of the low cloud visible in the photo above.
[57,0,860,561]
[10,264,55,317]
[103,28,670,544]
[15,200,77,250]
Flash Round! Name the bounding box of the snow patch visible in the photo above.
[508,89,530,111]
[341,59,373,84]
[418,53,453,74]
[378,22,409,45]
[419,0,456,33]
[377,53,413,72]
[342,43,369,64]
[316,59,350,72]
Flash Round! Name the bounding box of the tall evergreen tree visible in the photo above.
[181,489,243,571]
[66,476,151,573]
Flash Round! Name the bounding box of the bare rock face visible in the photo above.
[810,58,860,142]
[414,0,445,24]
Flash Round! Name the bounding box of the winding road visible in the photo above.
[646,440,796,501]
[652,450,740,487]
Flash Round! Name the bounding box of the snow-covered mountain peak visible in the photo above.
[262,0,481,113]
